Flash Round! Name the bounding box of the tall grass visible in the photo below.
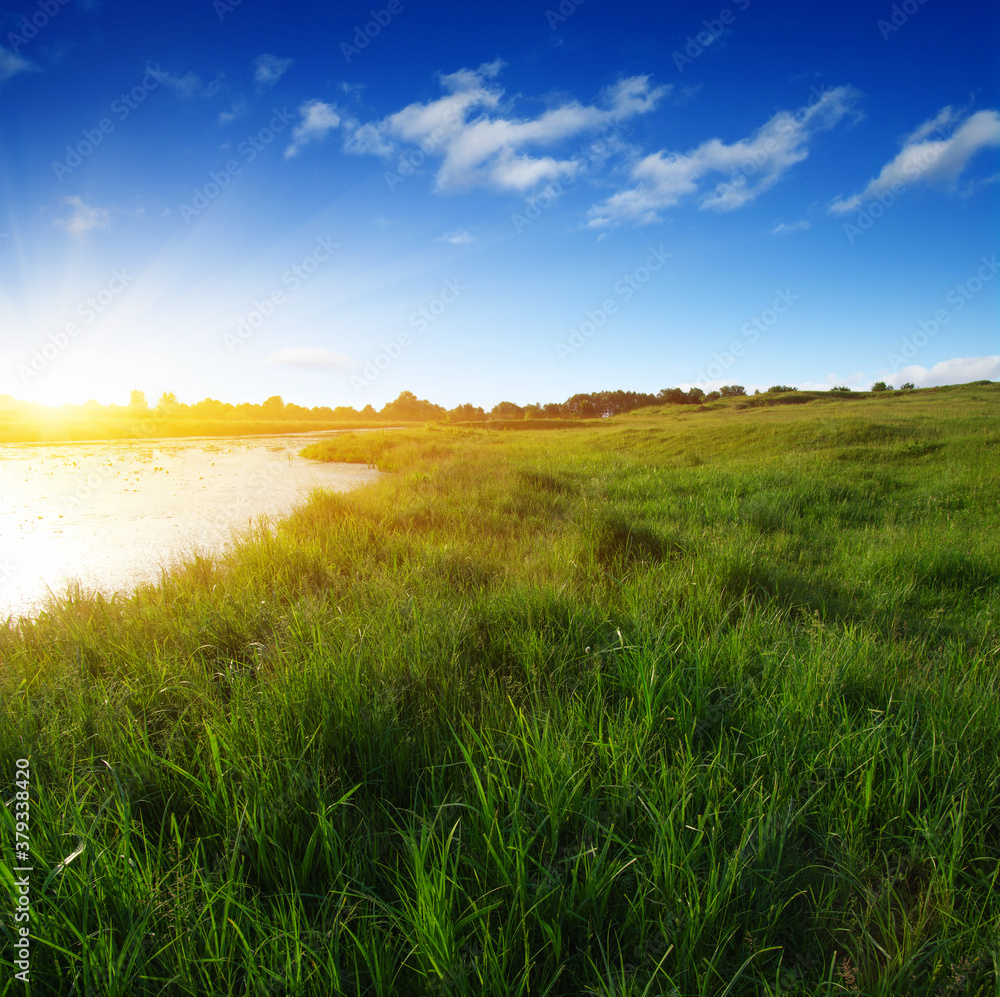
[1,384,998,994]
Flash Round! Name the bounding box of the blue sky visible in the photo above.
[0,0,997,410]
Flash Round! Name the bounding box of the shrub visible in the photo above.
[871,381,892,392]
[768,385,796,393]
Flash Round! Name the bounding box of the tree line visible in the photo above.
[2,381,940,442]
[113,385,752,424]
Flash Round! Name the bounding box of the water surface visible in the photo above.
[0,433,376,620]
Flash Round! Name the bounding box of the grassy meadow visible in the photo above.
[2,382,999,995]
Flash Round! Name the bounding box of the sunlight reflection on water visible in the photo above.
[0,433,376,621]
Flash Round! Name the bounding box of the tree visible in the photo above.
[768,385,796,393]
[263,395,285,413]
[901,382,915,390]
[830,386,851,393]
[129,389,149,410]
[705,390,721,401]
[447,402,487,422]
[870,381,891,392]
[192,397,228,418]
[490,400,525,420]
[382,391,446,422]
[657,387,686,405]
[158,391,178,408]
[719,385,746,397]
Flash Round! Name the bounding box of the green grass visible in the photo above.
[2,383,999,995]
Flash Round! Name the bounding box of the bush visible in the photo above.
[871,381,892,392]
[705,390,721,401]
[830,386,852,393]
[768,385,796,393]
[901,382,915,390]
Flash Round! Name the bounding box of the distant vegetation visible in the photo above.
[0,380,957,443]
[2,381,998,994]
[0,386,721,441]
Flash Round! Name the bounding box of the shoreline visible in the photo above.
[0,433,382,623]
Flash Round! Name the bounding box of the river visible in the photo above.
[0,433,376,621]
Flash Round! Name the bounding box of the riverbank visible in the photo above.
[0,417,392,445]
[1,383,997,995]
[0,433,377,621]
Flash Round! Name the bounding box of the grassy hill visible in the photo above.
[2,382,998,995]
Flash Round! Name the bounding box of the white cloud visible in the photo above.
[52,196,110,237]
[253,54,293,91]
[587,86,860,227]
[343,120,394,157]
[266,347,352,370]
[324,62,668,191]
[437,229,474,244]
[771,220,810,234]
[154,68,205,99]
[0,46,39,84]
[218,100,247,125]
[284,100,341,158]
[891,355,1000,388]
[149,65,223,100]
[829,106,1000,213]
[962,171,1000,198]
